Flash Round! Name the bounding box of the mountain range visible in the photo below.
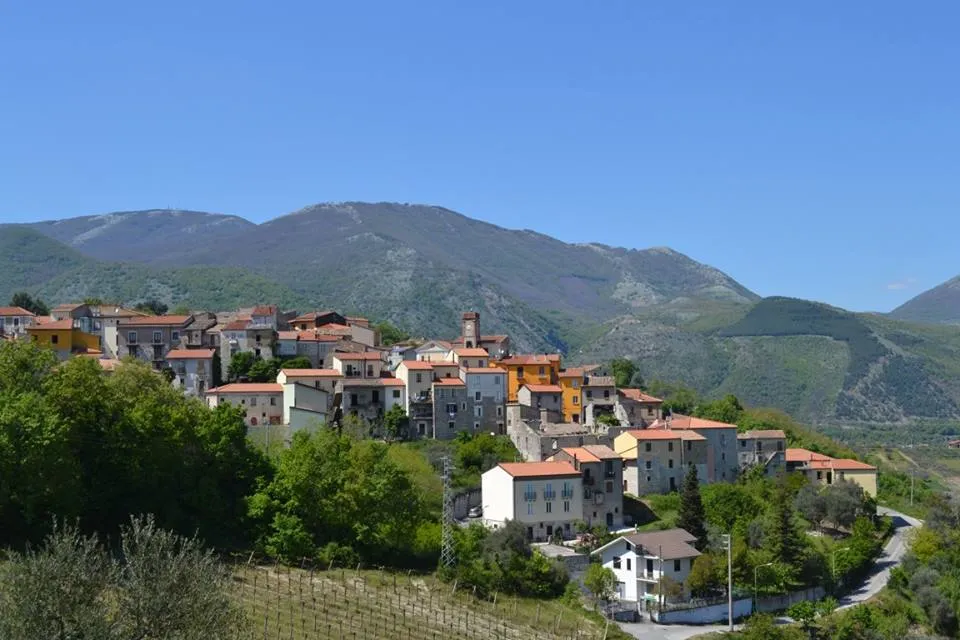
[5,202,960,425]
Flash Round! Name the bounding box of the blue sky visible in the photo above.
[1,1,958,312]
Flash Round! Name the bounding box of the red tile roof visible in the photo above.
[559,365,601,378]
[496,354,561,366]
[333,352,384,361]
[619,389,663,403]
[297,331,341,343]
[454,348,489,357]
[280,368,341,377]
[434,378,465,387]
[120,315,192,327]
[166,349,215,359]
[623,429,706,442]
[785,448,832,463]
[649,414,737,430]
[807,458,877,471]
[222,320,250,331]
[0,306,34,317]
[251,305,277,316]
[523,384,563,393]
[207,383,283,394]
[498,461,580,478]
[277,331,299,340]
[399,361,435,370]
[28,319,73,330]
[558,445,621,463]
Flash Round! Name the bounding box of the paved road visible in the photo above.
[837,507,922,609]
[618,508,922,639]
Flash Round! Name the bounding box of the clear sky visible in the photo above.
[2,1,958,312]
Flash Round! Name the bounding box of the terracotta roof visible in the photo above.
[622,429,706,442]
[559,365,601,378]
[619,529,701,561]
[207,383,283,394]
[28,319,73,330]
[340,378,406,387]
[280,368,341,377]
[498,461,580,479]
[398,361,435,370]
[222,320,250,331]
[462,311,479,320]
[297,331,341,343]
[434,378,466,387]
[52,303,85,312]
[785,448,832,463]
[333,352,384,361]
[291,310,339,323]
[120,315,192,327]
[0,306,34,317]
[454,348,489,357]
[166,349,215,359]
[559,445,621,463]
[649,414,737,430]
[523,384,563,393]
[496,354,561,366]
[277,331,299,340]
[821,458,877,471]
[252,305,277,316]
[738,430,786,440]
[619,389,663,403]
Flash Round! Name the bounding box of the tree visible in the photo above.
[596,412,620,427]
[10,292,49,316]
[823,480,867,531]
[375,321,410,347]
[687,553,724,597]
[227,351,256,381]
[281,356,313,369]
[247,357,281,383]
[171,304,191,315]
[677,464,708,550]
[133,299,168,316]
[82,297,104,306]
[695,394,743,424]
[382,405,409,441]
[787,600,818,637]
[0,516,246,640]
[583,564,617,610]
[794,485,827,532]
[610,358,636,389]
[767,484,805,567]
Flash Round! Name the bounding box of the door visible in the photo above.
[606,512,614,527]
[546,525,553,538]
[669,476,676,490]
[527,526,534,540]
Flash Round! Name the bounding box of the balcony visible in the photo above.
[583,476,595,486]
[561,489,575,500]
[523,492,537,502]
[543,489,556,500]
[344,370,363,378]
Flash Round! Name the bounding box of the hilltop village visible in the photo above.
[0,303,878,610]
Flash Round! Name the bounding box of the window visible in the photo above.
[269,397,276,406]
[446,403,457,413]
[626,558,632,571]
[721,452,725,461]
[686,441,692,451]
[645,460,652,470]
[539,366,545,376]
[668,442,674,452]
[563,500,570,512]
[171,331,179,342]
[816,471,823,480]
[51,335,59,345]
[416,373,422,384]
[613,556,621,569]
[250,397,258,407]
[517,367,524,378]
[604,390,610,399]
[740,439,747,448]
[474,422,480,430]
[573,396,579,405]
[668,459,674,469]
[546,502,552,513]
[606,481,613,492]
[128,331,137,344]
[392,389,401,399]
[587,390,593,399]
[647,406,654,416]
[527,503,534,515]
[475,391,481,401]
[646,475,651,482]
[461,402,467,411]
[371,390,380,404]
[494,376,501,385]
[448,421,455,430]
[674,560,681,572]
[777,441,784,451]
[496,406,503,417]
[152,331,162,343]
[350,393,358,406]
[572,379,579,389]
[475,406,483,417]
[644,442,652,452]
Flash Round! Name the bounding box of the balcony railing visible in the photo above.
[561,489,575,499]
[543,489,556,500]
[583,476,595,486]
[523,492,537,502]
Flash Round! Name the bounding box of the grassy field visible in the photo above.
[232,564,620,640]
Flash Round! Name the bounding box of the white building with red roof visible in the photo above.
[0,306,36,337]
[786,447,877,496]
[166,348,216,396]
[481,461,583,541]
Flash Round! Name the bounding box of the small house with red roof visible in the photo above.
[0,306,36,337]
[614,429,709,496]
[786,448,877,496]
[549,445,625,529]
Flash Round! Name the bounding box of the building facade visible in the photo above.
[549,446,625,530]
[481,461,583,542]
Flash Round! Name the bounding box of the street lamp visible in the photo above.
[753,562,774,612]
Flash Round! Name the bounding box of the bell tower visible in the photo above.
[462,311,480,348]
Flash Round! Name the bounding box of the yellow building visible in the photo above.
[492,354,561,402]
[558,365,601,423]
[27,320,101,360]
[786,448,878,497]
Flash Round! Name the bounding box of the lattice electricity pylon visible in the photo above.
[439,455,457,571]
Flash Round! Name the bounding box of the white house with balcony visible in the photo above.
[0,306,35,337]
[166,348,216,396]
[331,352,385,379]
[592,528,701,609]
[481,461,583,542]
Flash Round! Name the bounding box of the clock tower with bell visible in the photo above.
[462,311,480,348]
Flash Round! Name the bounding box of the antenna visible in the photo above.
[440,456,456,571]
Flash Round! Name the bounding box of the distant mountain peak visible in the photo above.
[890,274,960,325]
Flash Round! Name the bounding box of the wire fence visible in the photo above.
[232,561,608,640]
